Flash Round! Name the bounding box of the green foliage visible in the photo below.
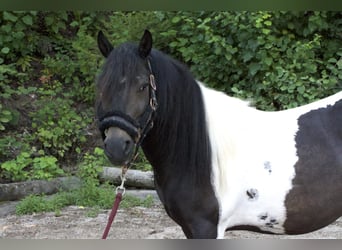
[15,183,112,215]
[106,12,162,45]
[77,147,109,183]
[131,149,152,172]
[0,104,13,130]
[0,151,64,182]
[1,11,38,60]
[16,195,55,215]
[16,182,154,215]
[157,11,342,110]
[31,155,64,180]
[0,136,27,160]
[30,85,91,158]
[1,151,31,181]
[120,194,154,209]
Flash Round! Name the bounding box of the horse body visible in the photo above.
[96,30,342,238]
[200,85,342,237]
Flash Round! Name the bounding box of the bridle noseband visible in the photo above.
[98,58,158,159]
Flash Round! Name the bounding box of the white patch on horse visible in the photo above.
[199,82,342,238]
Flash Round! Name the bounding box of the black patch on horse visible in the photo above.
[258,213,268,220]
[284,99,342,234]
[246,188,259,201]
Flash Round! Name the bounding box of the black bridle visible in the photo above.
[98,58,158,163]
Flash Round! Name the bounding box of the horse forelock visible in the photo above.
[96,43,144,109]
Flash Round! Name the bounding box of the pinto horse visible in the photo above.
[95,30,342,239]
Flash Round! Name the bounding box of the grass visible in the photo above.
[15,147,155,216]
[15,181,154,216]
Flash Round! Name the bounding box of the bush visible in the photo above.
[77,147,109,184]
[157,11,342,110]
[30,91,91,159]
[0,11,103,181]
[0,151,63,182]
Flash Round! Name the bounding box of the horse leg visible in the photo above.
[181,217,218,239]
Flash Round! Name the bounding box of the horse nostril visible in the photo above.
[123,140,133,155]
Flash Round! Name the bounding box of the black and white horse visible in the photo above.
[95,30,342,238]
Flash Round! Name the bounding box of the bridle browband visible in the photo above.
[98,57,158,159]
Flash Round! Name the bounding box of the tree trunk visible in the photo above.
[0,177,82,202]
[99,167,154,189]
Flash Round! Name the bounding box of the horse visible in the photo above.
[95,29,342,239]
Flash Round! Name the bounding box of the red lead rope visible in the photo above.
[101,191,123,239]
[101,152,137,239]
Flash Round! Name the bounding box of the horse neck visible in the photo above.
[141,66,212,186]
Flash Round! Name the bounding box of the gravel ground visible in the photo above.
[0,199,341,239]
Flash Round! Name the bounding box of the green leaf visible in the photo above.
[265,57,273,66]
[22,15,33,26]
[328,58,337,63]
[1,47,10,54]
[242,51,253,62]
[214,47,222,55]
[297,85,305,94]
[70,21,79,27]
[262,28,271,35]
[249,63,261,76]
[0,117,10,123]
[3,12,18,22]
[45,16,54,26]
[264,20,272,26]
[306,64,317,73]
[337,59,342,70]
[1,24,12,33]
[224,54,232,61]
[172,16,181,23]
[2,110,12,116]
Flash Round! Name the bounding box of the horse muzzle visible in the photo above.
[103,127,135,166]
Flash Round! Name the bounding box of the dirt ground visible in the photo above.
[0,198,341,239]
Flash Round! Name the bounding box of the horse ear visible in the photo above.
[97,31,113,58]
[138,29,152,58]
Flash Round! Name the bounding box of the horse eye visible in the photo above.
[139,84,149,92]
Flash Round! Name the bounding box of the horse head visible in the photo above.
[96,30,157,166]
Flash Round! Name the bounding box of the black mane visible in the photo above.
[142,48,212,187]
